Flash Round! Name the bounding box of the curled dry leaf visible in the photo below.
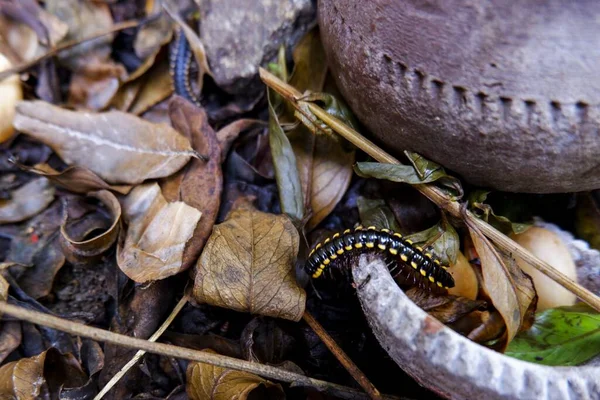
[465,213,537,351]
[0,53,23,143]
[163,97,223,270]
[0,322,21,364]
[117,183,202,282]
[187,349,284,400]
[194,207,305,321]
[15,162,131,194]
[61,190,121,263]
[13,100,197,184]
[0,178,55,224]
[0,348,88,400]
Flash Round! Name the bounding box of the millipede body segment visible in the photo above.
[305,226,455,289]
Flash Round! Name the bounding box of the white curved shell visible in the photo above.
[353,255,600,400]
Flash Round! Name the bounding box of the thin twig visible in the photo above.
[0,301,407,400]
[94,293,191,400]
[303,311,382,400]
[258,67,600,313]
[0,18,154,80]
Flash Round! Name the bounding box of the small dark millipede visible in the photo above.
[305,226,455,289]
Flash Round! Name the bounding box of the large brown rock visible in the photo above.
[319,0,600,193]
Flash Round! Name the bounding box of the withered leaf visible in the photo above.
[117,183,202,282]
[187,349,284,400]
[405,287,486,325]
[357,197,402,233]
[193,207,305,321]
[14,100,197,184]
[0,348,87,400]
[15,162,131,194]
[465,214,537,350]
[61,190,121,263]
[0,322,21,364]
[163,97,223,270]
[0,178,55,224]
[306,135,355,231]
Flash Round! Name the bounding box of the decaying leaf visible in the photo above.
[0,348,87,400]
[268,91,304,222]
[505,304,600,366]
[61,190,121,263]
[465,213,537,351]
[14,162,131,194]
[468,190,531,235]
[405,287,486,325]
[575,192,600,251]
[406,216,460,266]
[194,207,305,321]
[355,151,463,198]
[1,201,66,299]
[187,349,284,400]
[0,322,21,364]
[117,183,202,282]
[357,197,403,233]
[163,97,223,270]
[13,100,197,184]
[0,177,55,224]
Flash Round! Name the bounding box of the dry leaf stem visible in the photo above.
[303,311,382,400]
[0,301,407,400]
[259,68,600,313]
[94,292,191,400]
[0,18,153,80]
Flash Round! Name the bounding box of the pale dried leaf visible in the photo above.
[0,349,45,399]
[466,214,537,350]
[14,100,197,184]
[307,135,354,230]
[193,207,305,321]
[15,162,131,194]
[0,178,55,224]
[117,183,202,282]
[187,350,284,400]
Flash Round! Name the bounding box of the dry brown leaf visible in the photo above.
[0,53,23,143]
[285,30,354,230]
[68,59,126,110]
[0,322,21,364]
[15,162,131,195]
[216,119,264,161]
[117,183,202,282]
[187,349,284,400]
[61,190,121,263]
[193,207,305,321]
[465,214,537,350]
[307,136,355,230]
[13,100,197,184]
[0,178,55,224]
[0,348,87,400]
[162,97,223,270]
[405,287,486,325]
[128,58,173,115]
[0,347,46,399]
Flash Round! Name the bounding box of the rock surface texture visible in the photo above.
[319,0,600,193]
[200,0,316,95]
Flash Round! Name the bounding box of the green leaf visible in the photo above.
[405,217,459,266]
[354,152,463,199]
[357,197,402,233]
[468,190,530,235]
[505,304,600,366]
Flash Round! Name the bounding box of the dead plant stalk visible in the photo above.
[258,67,600,313]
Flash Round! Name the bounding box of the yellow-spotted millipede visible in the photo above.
[305,225,455,289]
